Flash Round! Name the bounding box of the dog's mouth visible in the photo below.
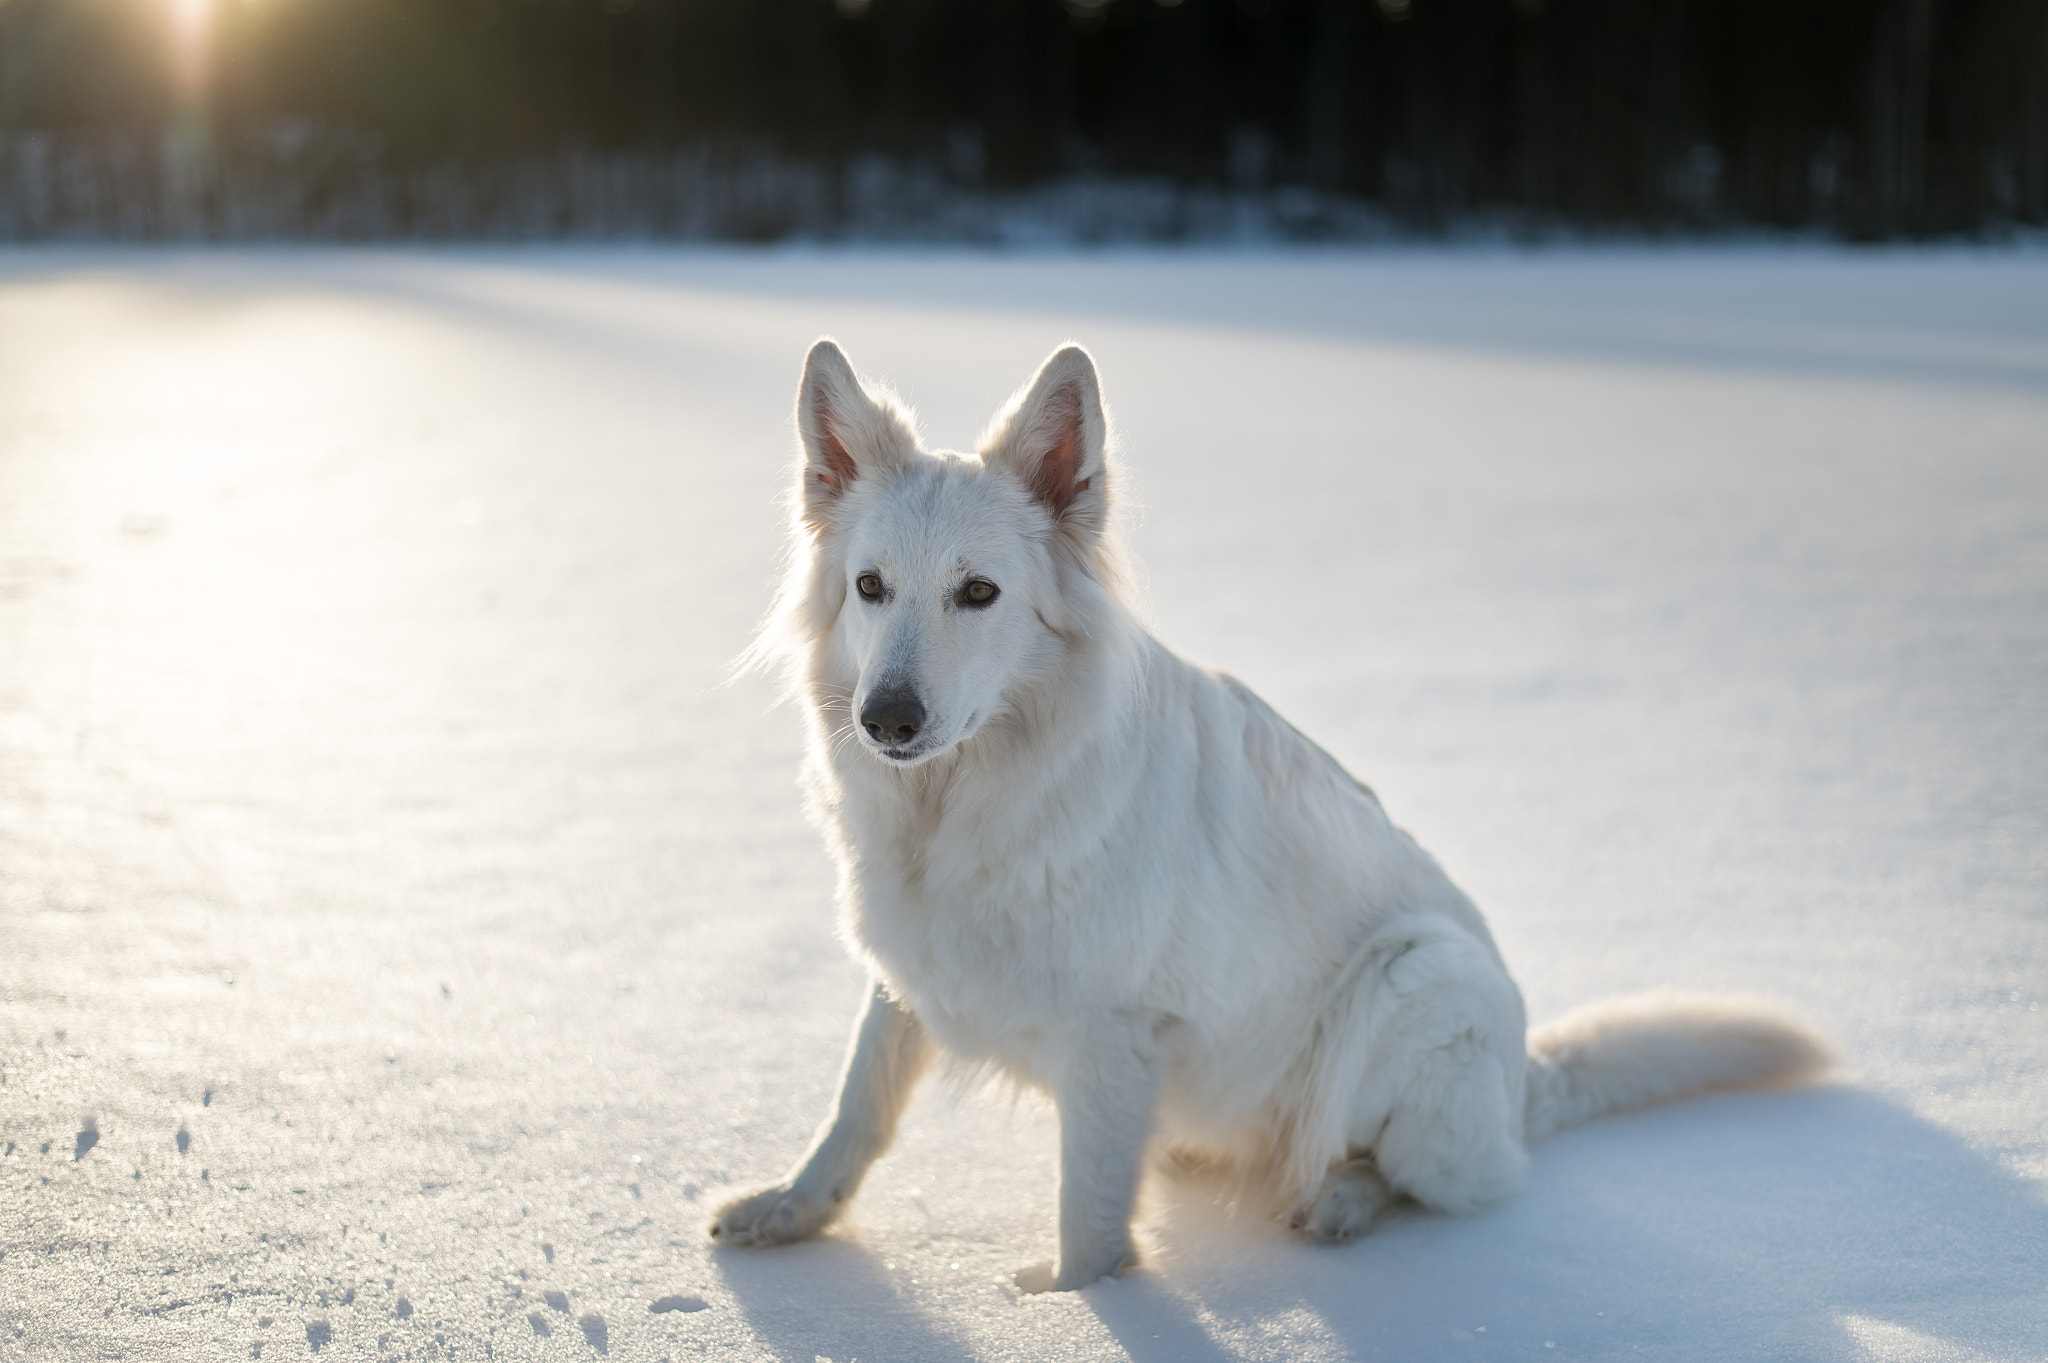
[864,734,942,765]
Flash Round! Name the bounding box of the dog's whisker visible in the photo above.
[825,722,863,760]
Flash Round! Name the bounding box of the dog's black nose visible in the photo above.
[861,691,926,746]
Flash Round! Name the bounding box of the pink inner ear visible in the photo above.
[1030,386,1084,516]
[814,391,859,492]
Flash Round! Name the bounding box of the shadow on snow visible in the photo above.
[719,1086,2043,1362]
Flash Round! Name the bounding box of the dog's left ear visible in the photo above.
[980,344,1108,539]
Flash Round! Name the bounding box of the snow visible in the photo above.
[1,245,2044,1362]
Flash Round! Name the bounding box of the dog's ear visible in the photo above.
[980,344,1108,537]
[795,339,915,532]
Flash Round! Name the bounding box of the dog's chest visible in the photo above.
[844,825,1154,1066]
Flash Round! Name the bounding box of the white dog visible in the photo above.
[712,340,1829,1291]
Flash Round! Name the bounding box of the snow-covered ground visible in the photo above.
[2,246,2044,1362]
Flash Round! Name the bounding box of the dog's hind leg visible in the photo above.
[1370,1030,1527,1215]
[710,978,931,1247]
[1306,930,1529,1225]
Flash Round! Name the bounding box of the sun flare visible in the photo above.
[165,0,217,100]
[169,0,214,35]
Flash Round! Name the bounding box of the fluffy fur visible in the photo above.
[711,340,1832,1291]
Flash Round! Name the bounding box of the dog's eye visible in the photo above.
[856,573,884,601]
[959,579,999,608]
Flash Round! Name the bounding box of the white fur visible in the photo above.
[712,340,1833,1291]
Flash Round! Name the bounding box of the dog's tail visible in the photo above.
[1523,989,1833,1143]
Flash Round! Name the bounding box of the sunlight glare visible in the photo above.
[168,0,216,102]
[170,0,214,35]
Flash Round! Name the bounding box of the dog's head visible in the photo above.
[774,339,1116,768]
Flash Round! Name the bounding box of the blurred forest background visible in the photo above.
[2,0,2045,240]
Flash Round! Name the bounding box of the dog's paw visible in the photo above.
[1011,1260,1058,1294]
[708,1183,836,1248]
[1287,1158,1395,1243]
[1015,1246,1134,1293]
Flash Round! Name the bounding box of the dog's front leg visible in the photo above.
[710,979,930,1247]
[1030,1011,1164,1292]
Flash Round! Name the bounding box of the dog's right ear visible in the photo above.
[795,339,914,533]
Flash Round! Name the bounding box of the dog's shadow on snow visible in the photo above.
[712,1228,1240,1363]
[710,1088,2044,1362]
[712,1232,983,1362]
[1114,1085,2047,1362]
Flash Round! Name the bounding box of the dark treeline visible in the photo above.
[2,0,2045,238]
